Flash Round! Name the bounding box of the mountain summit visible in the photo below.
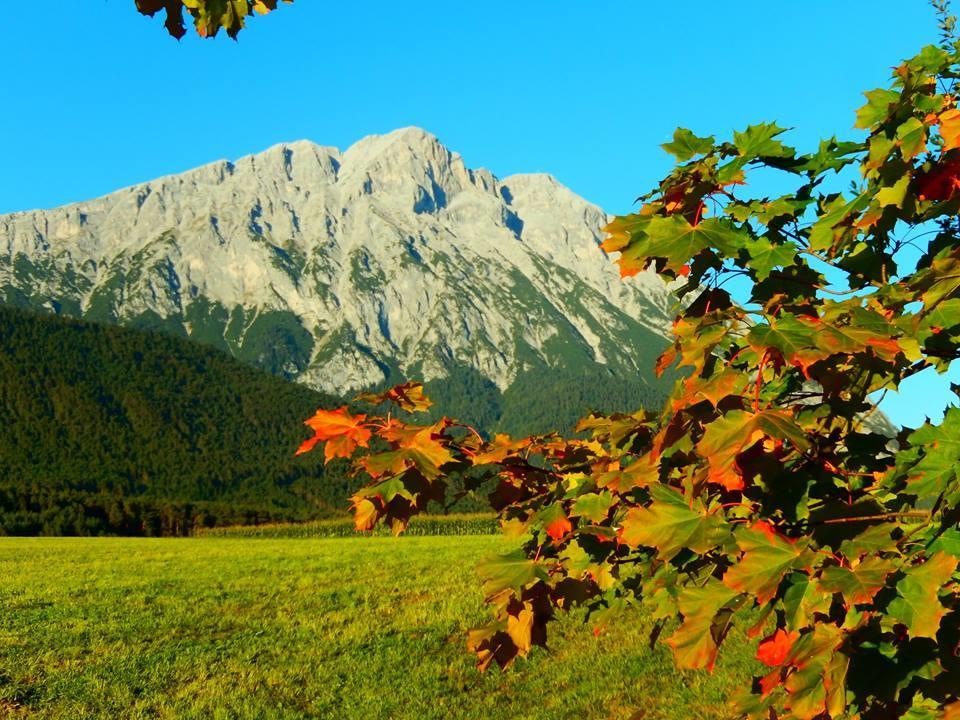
[0,128,672,399]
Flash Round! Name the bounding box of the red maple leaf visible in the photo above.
[916,156,960,201]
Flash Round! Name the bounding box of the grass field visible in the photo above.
[0,536,757,719]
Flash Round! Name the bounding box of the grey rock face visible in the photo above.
[0,127,673,394]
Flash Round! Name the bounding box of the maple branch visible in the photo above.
[452,422,486,447]
[814,511,930,526]
[754,350,768,413]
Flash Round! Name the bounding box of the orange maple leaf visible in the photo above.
[356,381,433,412]
[756,628,800,667]
[939,108,960,151]
[545,515,572,541]
[296,407,372,462]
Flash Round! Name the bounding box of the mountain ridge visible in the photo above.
[0,127,673,398]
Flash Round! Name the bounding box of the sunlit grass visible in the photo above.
[0,537,757,719]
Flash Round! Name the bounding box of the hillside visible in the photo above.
[0,307,669,536]
[0,306,354,536]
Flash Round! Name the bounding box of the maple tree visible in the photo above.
[134,0,291,39]
[296,8,960,720]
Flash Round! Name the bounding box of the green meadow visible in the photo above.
[0,536,757,719]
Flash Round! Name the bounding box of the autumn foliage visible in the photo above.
[134,0,291,39]
[296,27,960,720]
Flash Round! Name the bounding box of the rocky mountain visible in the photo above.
[0,127,673,404]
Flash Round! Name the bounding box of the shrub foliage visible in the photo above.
[296,26,960,720]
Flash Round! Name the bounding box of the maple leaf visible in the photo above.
[756,628,800,667]
[938,107,960,151]
[817,556,895,605]
[296,407,372,462]
[362,421,455,480]
[356,382,433,413]
[470,434,532,465]
[855,88,900,129]
[895,117,927,159]
[696,410,809,491]
[571,492,617,523]
[661,128,715,162]
[538,503,573,542]
[506,603,537,654]
[666,578,741,671]
[781,624,846,720]
[732,122,793,159]
[887,552,959,638]
[137,0,293,39]
[901,407,960,500]
[467,626,518,672]
[943,701,960,720]
[916,155,960,201]
[674,369,744,411]
[477,550,549,597]
[595,456,659,492]
[724,522,813,603]
[619,484,731,558]
[351,497,379,532]
[783,573,832,629]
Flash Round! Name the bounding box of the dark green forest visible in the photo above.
[0,306,357,536]
[0,306,667,536]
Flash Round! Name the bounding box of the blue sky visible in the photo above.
[0,1,954,426]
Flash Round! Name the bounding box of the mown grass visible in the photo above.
[0,537,758,719]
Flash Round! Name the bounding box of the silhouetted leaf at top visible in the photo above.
[135,0,292,39]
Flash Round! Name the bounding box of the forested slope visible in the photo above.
[0,306,668,535]
[0,306,353,535]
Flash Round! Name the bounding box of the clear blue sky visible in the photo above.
[0,1,954,427]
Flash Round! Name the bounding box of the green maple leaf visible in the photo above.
[747,314,817,358]
[354,475,413,503]
[632,216,750,273]
[665,578,742,670]
[724,523,813,603]
[876,174,911,208]
[817,307,901,358]
[838,524,894,558]
[661,128,715,162]
[855,88,901,129]
[477,550,548,597]
[782,624,846,719]
[910,252,960,311]
[619,484,731,559]
[742,236,798,281]
[733,122,793,159]
[808,193,871,253]
[927,527,960,556]
[783,572,832,629]
[887,552,959,638]
[795,138,863,174]
[895,117,927,160]
[571,491,617,523]
[818,556,895,605]
[904,407,960,500]
[137,0,291,39]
